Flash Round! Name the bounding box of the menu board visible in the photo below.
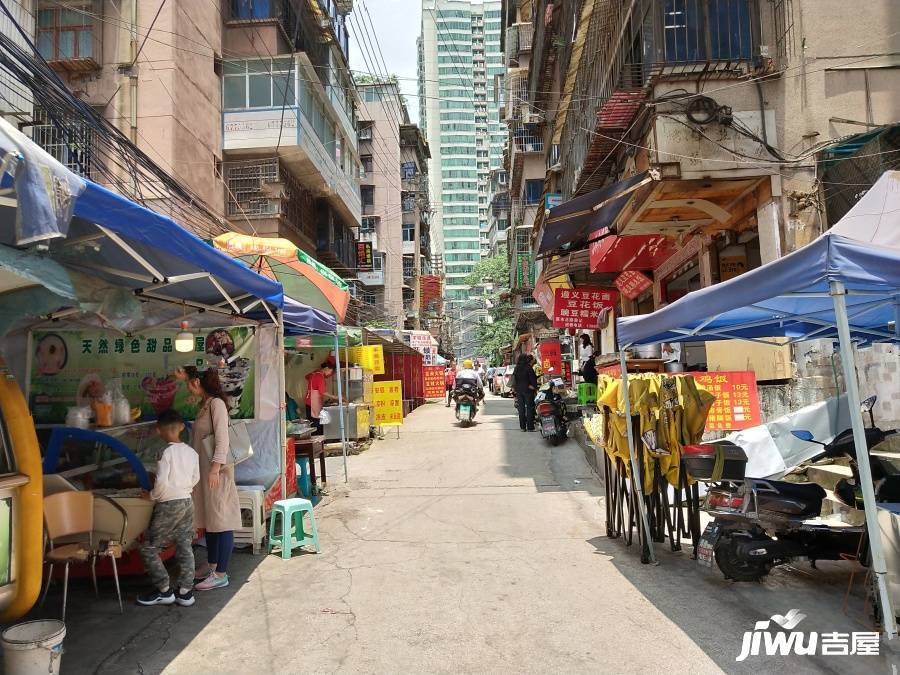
[29,328,256,424]
[422,365,445,399]
[348,345,385,375]
[614,270,653,300]
[372,380,403,426]
[552,288,618,329]
[691,371,761,431]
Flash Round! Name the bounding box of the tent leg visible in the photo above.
[619,350,656,564]
[831,280,897,640]
[277,310,287,501]
[334,333,349,483]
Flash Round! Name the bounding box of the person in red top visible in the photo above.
[305,356,337,434]
[444,360,457,407]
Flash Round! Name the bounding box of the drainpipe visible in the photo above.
[128,0,138,144]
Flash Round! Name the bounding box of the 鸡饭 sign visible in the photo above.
[552,288,618,330]
[690,371,761,431]
[372,380,403,426]
[422,365,445,399]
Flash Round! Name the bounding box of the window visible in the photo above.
[662,0,754,62]
[361,185,374,206]
[402,194,416,212]
[223,58,295,109]
[30,105,94,178]
[400,162,417,179]
[402,223,415,242]
[361,216,377,233]
[230,0,274,19]
[37,2,94,61]
[524,179,543,205]
[359,289,376,305]
[403,257,415,278]
[358,122,373,141]
[361,155,373,176]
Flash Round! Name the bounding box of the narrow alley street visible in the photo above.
[65,398,890,674]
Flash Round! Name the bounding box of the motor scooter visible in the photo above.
[453,379,481,428]
[535,374,568,446]
[694,395,900,581]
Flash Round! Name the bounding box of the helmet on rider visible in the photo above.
[462,359,474,369]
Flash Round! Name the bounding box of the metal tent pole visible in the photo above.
[333,333,349,483]
[276,309,287,500]
[619,350,656,564]
[831,280,896,639]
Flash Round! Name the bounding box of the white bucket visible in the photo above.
[1,620,66,675]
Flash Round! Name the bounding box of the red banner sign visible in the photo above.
[691,371,761,431]
[552,287,618,329]
[614,270,653,300]
[422,365,446,399]
[537,341,561,376]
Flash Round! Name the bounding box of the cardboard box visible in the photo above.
[705,338,792,382]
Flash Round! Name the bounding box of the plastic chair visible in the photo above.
[40,492,125,619]
[577,382,598,405]
[267,498,320,560]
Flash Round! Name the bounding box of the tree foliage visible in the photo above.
[463,255,514,365]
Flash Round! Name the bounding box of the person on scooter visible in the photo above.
[454,359,484,400]
[513,353,538,432]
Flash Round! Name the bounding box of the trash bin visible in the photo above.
[2,620,66,674]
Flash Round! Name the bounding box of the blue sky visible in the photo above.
[348,0,422,123]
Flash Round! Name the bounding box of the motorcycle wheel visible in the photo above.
[548,434,561,446]
[714,536,771,582]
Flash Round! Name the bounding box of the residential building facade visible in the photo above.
[419,0,506,309]
[506,0,900,419]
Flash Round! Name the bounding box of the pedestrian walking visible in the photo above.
[513,354,538,431]
[137,410,200,607]
[444,360,457,407]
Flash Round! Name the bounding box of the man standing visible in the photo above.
[444,360,457,407]
[514,354,538,431]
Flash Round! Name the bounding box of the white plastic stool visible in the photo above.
[236,485,266,554]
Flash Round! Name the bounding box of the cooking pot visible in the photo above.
[664,362,685,373]
[633,344,662,359]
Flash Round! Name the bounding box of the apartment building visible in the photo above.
[486,167,509,256]
[221,0,360,277]
[418,0,506,305]
[508,0,900,418]
[0,0,34,126]
[357,81,431,330]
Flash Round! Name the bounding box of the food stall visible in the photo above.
[614,171,900,638]
[0,118,295,620]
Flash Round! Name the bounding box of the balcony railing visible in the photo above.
[512,123,544,154]
[515,23,533,53]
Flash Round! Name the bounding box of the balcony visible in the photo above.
[402,240,416,255]
[316,211,357,275]
[514,22,533,54]
[358,227,378,250]
[37,1,101,73]
[223,55,361,226]
[358,267,384,286]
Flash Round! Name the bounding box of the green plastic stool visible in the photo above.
[267,497,320,559]
[578,382,598,405]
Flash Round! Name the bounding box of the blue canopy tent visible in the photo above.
[615,171,900,637]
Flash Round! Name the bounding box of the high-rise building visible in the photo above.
[419,0,505,308]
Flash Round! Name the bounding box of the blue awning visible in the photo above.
[616,171,900,347]
[537,171,654,256]
[248,296,336,335]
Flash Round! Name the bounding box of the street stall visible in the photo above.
[612,171,900,638]
[0,117,301,621]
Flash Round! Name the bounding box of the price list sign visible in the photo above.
[372,380,403,426]
[691,371,761,431]
[613,270,653,300]
[422,365,446,399]
[552,287,618,330]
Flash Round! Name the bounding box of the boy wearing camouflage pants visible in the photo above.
[138,410,200,607]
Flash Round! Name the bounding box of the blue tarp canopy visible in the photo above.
[617,171,900,347]
[249,296,336,335]
[0,117,287,323]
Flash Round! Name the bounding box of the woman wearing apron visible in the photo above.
[177,366,241,591]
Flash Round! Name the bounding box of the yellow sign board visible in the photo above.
[372,379,403,427]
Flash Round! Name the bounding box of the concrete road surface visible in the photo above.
[59,397,895,673]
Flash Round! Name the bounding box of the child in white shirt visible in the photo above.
[137,410,200,607]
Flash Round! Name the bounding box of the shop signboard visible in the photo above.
[552,287,618,330]
[691,371,761,431]
[614,270,653,300]
[420,275,442,314]
[372,379,403,426]
[719,253,748,281]
[422,365,445,399]
[545,193,562,210]
[407,331,434,365]
[29,327,256,424]
[516,254,535,288]
[537,341,561,375]
[356,241,373,271]
[348,345,385,375]
[533,271,555,318]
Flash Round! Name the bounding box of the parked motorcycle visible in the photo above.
[535,375,568,446]
[693,395,899,581]
[453,380,480,427]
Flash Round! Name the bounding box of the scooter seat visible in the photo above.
[765,480,826,502]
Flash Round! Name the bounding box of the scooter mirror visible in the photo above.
[861,395,877,413]
[791,430,815,442]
